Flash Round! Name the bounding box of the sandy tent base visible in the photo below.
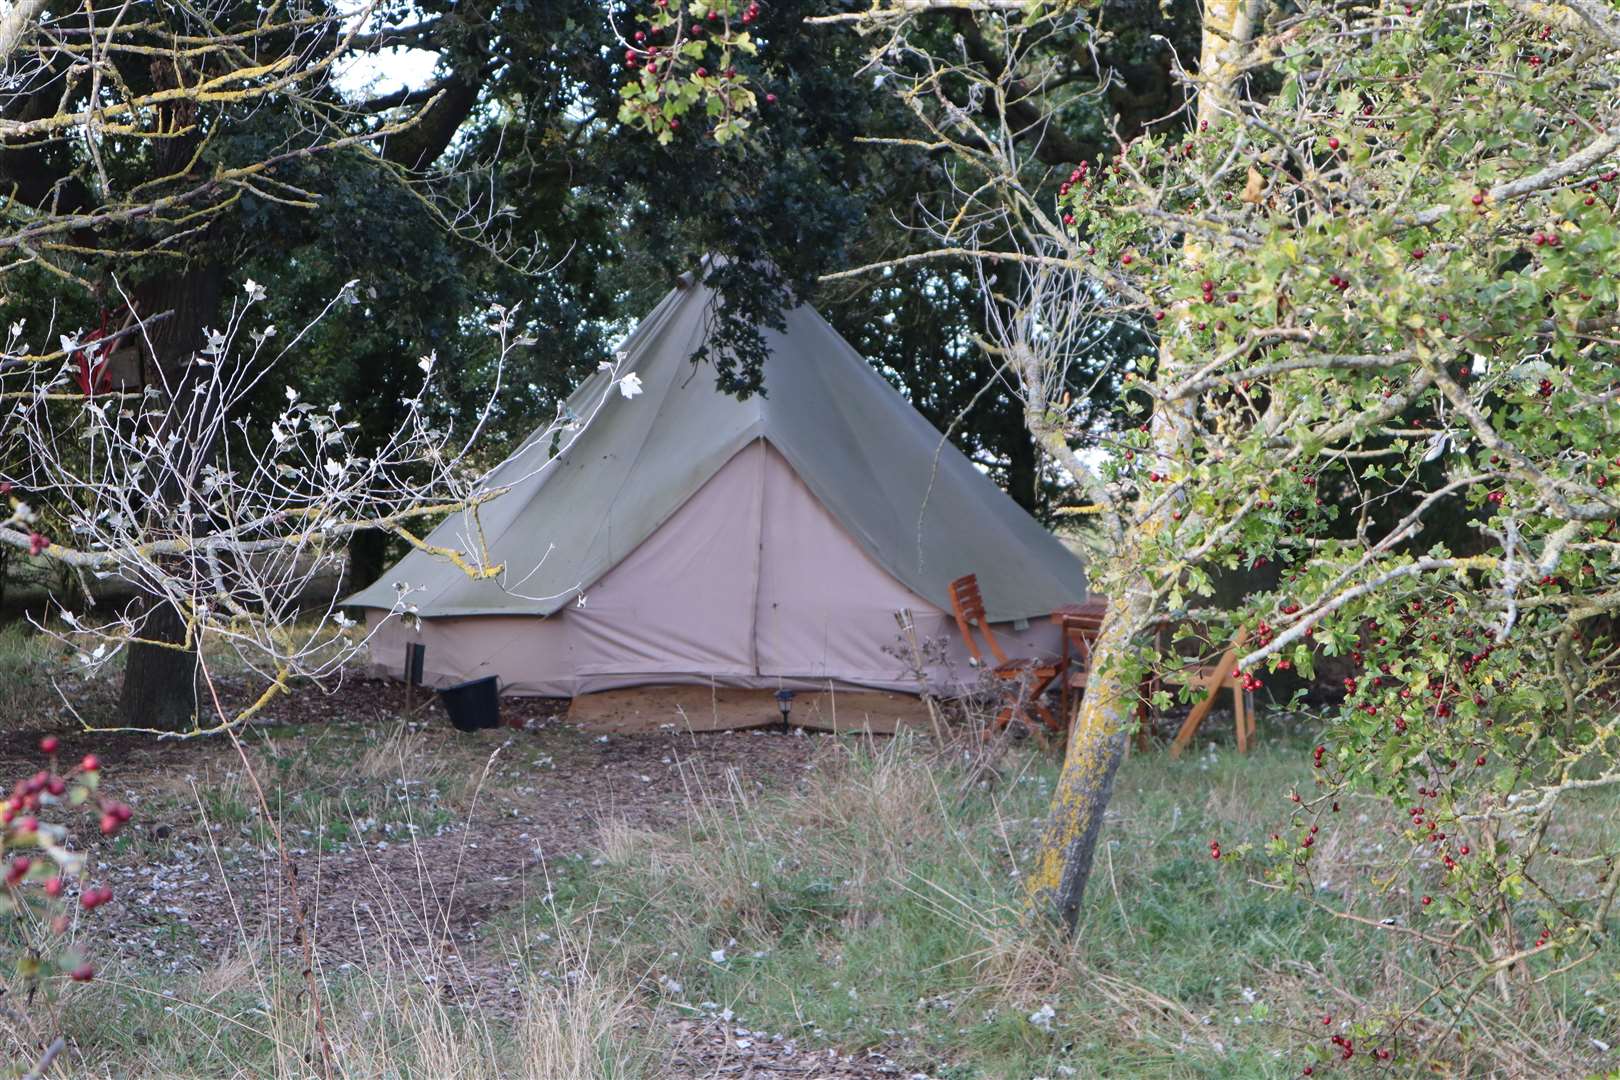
[566,685,935,736]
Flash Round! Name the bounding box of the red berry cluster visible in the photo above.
[100,800,132,836]
[0,739,124,986]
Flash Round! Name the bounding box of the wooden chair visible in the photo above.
[1165,629,1257,757]
[1053,599,1160,752]
[948,574,1065,733]
[1052,600,1108,725]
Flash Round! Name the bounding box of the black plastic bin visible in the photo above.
[437,676,501,731]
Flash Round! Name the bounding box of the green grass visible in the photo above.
[527,732,1620,1079]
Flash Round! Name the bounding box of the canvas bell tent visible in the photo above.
[346,269,1089,697]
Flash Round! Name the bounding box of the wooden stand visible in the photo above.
[1167,631,1256,758]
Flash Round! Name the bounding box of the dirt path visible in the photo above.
[94,715,818,970]
[2,678,940,1076]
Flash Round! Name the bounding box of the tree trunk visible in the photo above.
[347,528,391,593]
[1024,592,1143,930]
[994,261,1045,516]
[1022,0,1256,929]
[116,263,224,729]
[118,597,200,730]
[1006,422,1042,516]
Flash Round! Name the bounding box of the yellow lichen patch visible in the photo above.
[1024,595,1140,919]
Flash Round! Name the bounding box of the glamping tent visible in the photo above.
[346,268,1088,697]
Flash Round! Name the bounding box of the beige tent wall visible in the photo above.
[365,612,574,696]
[363,440,1062,697]
[752,442,1057,685]
[567,437,764,683]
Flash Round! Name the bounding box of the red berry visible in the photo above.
[80,755,99,773]
[1327,137,1340,150]
[69,963,94,982]
[99,813,121,836]
[44,877,62,898]
[1421,895,1433,906]
[39,736,58,755]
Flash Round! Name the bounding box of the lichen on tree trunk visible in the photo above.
[1024,592,1143,930]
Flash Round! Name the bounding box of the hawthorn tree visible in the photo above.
[628,0,1620,1066]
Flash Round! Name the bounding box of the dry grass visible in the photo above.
[352,720,450,786]
[49,926,657,1079]
[17,708,662,1080]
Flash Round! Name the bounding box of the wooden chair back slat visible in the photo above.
[948,574,1010,666]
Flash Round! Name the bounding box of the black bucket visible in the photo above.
[438,676,501,731]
